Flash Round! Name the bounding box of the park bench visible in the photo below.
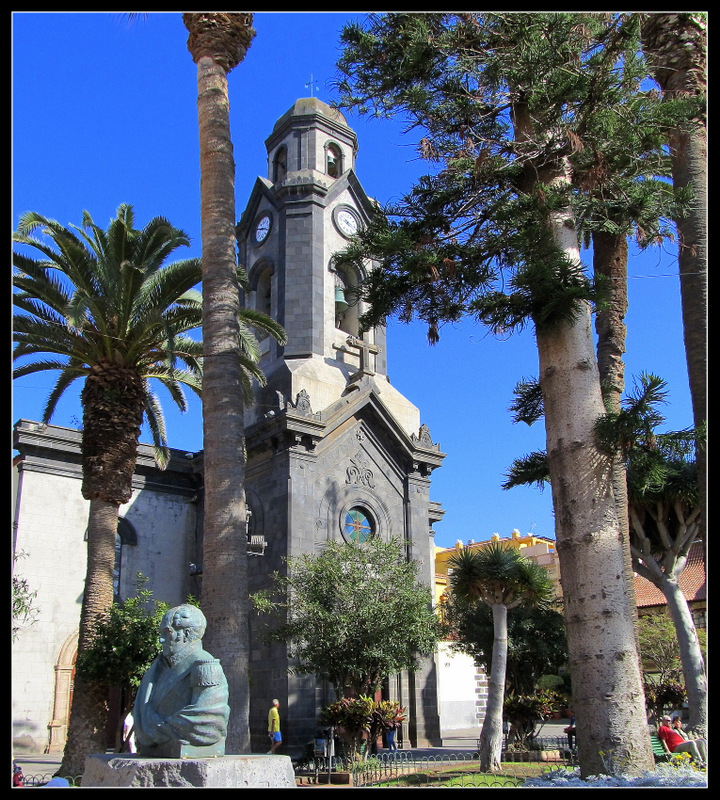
[650,733,671,762]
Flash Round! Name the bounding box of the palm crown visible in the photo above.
[13,203,285,483]
[448,542,554,609]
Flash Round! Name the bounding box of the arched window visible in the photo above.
[114,518,137,602]
[250,261,274,338]
[333,264,362,337]
[256,268,273,320]
[85,517,137,603]
[117,517,137,546]
[273,146,287,183]
[326,143,343,178]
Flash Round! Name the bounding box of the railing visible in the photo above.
[295,746,574,788]
[15,772,81,788]
[350,752,526,788]
[503,735,577,765]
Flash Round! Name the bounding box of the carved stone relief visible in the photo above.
[346,449,375,489]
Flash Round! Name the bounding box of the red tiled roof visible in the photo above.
[634,540,706,608]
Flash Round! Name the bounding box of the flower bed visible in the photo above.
[522,763,707,788]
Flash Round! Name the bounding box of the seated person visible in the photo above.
[657,715,706,763]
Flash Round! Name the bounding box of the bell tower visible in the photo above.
[236,98,445,753]
[237,97,407,426]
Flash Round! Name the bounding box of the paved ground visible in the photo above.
[416,719,573,756]
[13,720,574,770]
[13,719,575,784]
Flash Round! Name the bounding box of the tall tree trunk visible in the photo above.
[641,12,707,736]
[478,603,508,773]
[672,124,707,540]
[59,364,144,777]
[57,498,118,777]
[535,166,653,778]
[593,230,628,416]
[593,230,640,637]
[641,12,707,545]
[185,12,255,754]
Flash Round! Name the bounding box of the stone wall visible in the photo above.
[12,421,200,754]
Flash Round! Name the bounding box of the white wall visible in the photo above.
[12,460,197,753]
[436,641,485,733]
[12,465,89,752]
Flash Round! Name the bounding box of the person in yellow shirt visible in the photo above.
[267,699,282,754]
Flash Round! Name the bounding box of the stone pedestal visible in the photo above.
[83,753,296,788]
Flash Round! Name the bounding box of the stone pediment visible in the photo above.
[246,379,444,476]
[324,169,378,220]
[235,177,279,239]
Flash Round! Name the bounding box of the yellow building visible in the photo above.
[432,529,562,734]
[435,529,562,605]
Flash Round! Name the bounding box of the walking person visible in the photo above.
[564,710,576,750]
[386,720,398,752]
[267,699,282,754]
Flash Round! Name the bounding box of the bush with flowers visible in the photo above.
[503,690,561,749]
[523,749,706,787]
[320,696,406,763]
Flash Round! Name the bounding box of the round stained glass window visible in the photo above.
[343,507,374,543]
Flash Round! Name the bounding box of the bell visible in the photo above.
[335,285,349,314]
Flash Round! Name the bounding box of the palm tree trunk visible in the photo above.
[478,603,508,772]
[78,499,121,646]
[191,42,250,755]
[55,674,111,781]
[672,125,707,543]
[593,229,641,637]
[536,164,654,778]
[641,12,707,543]
[58,364,144,776]
[57,498,118,777]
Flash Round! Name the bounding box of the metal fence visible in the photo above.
[14,772,81,788]
[504,735,577,764]
[349,752,525,788]
[296,746,574,788]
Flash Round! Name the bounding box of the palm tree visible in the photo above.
[13,204,203,775]
[13,204,283,776]
[182,11,257,754]
[640,13,707,543]
[448,543,554,773]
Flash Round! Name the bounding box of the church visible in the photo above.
[12,98,448,756]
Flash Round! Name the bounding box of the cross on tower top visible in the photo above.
[344,335,380,382]
[305,73,320,97]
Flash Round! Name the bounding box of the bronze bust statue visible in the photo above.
[133,605,230,758]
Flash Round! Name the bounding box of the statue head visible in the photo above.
[160,604,207,659]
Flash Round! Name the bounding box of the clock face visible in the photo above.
[255,214,271,244]
[336,208,359,237]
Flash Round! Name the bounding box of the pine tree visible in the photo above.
[335,12,674,776]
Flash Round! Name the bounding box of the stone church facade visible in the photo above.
[12,98,446,756]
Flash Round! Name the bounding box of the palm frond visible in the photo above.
[502,451,550,490]
[143,384,170,469]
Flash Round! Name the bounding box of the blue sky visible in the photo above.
[12,12,694,549]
